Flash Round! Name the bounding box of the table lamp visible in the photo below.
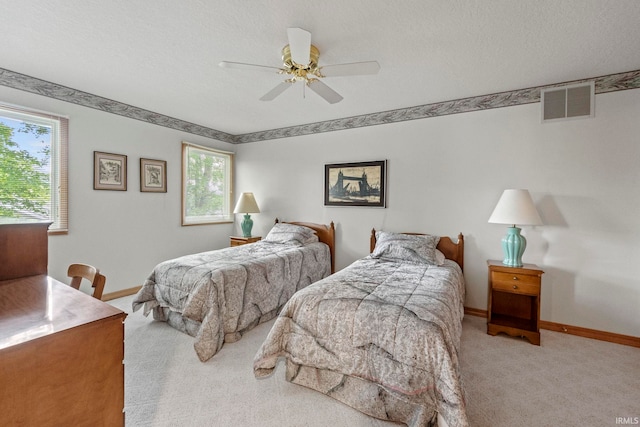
[488,189,542,267]
[233,192,260,237]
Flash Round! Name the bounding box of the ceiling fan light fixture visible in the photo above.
[220,27,379,104]
[282,44,320,71]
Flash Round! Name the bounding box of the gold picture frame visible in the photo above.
[94,151,127,191]
[140,158,167,193]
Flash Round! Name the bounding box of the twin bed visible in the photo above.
[254,229,467,427]
[133,221,467,427]
[132,220,335,362]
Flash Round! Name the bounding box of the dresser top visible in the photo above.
[0,275,126,350]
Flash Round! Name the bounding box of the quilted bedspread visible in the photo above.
[253,257,468,427]
[132,241,331,362]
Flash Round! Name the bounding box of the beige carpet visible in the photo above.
[110,296,639,426]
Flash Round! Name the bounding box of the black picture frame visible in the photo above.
[324,160,386,207]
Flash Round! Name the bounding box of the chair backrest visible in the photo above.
[92,273,106,301]
[67,263,106,300]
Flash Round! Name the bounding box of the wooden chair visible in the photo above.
[67,263,106,300]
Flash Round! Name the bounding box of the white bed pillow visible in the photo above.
[263,223,316,246]
[435,249,446,266]
[371,231,441,265]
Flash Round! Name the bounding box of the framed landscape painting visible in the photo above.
[324,160,386,207]
[140,158,167,193]
[94,151,127,191]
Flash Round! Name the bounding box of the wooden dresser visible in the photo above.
[0,222,127,426]
[0,222,50,280]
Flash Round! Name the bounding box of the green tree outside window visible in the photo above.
[0,120,51,220]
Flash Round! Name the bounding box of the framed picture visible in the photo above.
[140,158,167,193]
[324,160,386,207]
[94,151,127,191]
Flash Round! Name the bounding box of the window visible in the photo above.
[182,142,234,225]
[0,103,68,233]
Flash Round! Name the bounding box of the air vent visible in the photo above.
[541,82,594,122]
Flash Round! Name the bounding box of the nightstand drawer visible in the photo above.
[492,272,539,295]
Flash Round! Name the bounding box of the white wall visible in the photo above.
[2,83,638,338]
[0,86,236,296]
[236,88,640,337]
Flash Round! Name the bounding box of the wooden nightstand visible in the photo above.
[230,236,261,247]
[487,260,544,345]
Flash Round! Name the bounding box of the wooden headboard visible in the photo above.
[275,219,336,274]
[369,229,464,271]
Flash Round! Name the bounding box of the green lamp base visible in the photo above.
[240,214,253,238]
[501,226,526,267]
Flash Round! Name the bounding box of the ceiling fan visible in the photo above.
[219,28,380,104]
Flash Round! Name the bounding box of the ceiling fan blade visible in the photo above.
[219,61,283,73]
[307,79,343,104]
[319,61,381,77]
[287,28,311,65]
[260,81,294,101]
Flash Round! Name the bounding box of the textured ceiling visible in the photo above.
[1,0,640,137]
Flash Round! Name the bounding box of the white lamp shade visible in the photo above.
[233,192,260,214]
[488,189,542,226]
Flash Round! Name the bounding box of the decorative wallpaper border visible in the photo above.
[236,69,640,143]
[0,68,237,144]
[1,67,639,144]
